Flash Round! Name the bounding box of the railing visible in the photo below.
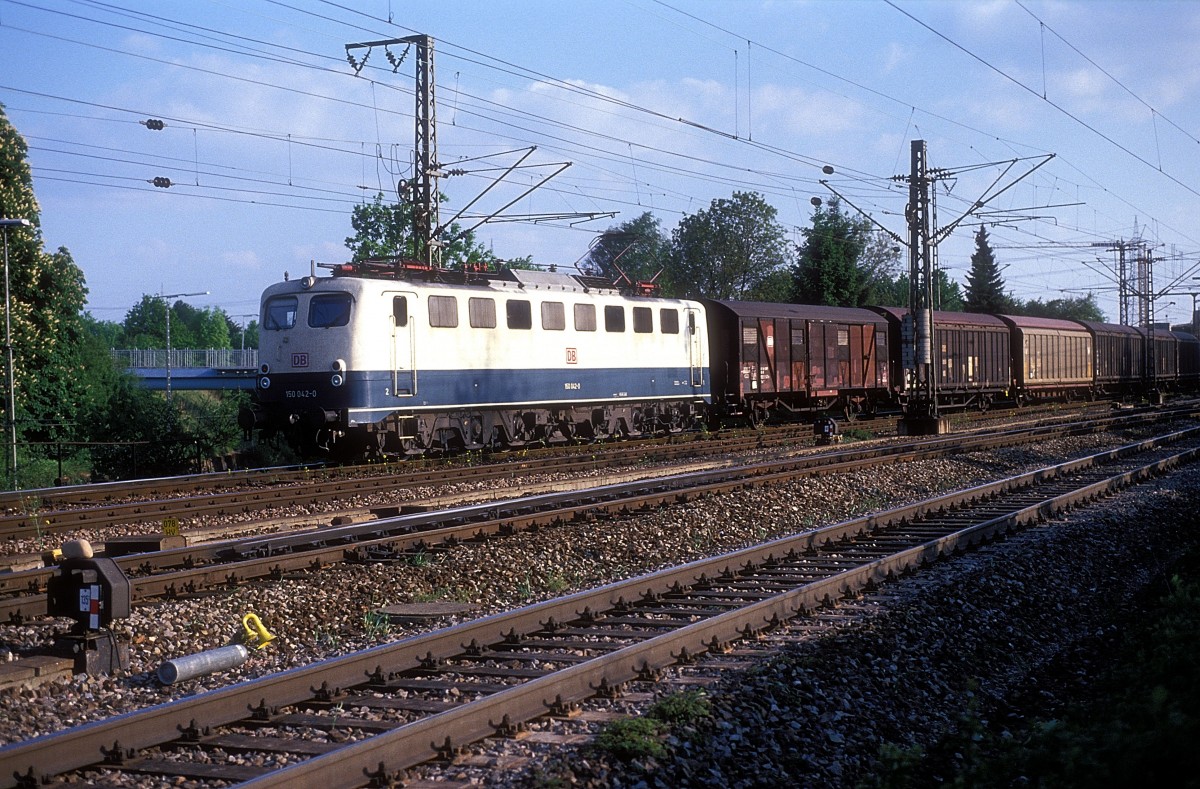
[111,349,259,370]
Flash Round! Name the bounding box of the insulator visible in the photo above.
[151,177,172,188]
[144,118,165,130]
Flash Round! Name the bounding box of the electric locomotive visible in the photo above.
[241,263,711,457]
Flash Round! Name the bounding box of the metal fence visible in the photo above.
[111,349,259,370]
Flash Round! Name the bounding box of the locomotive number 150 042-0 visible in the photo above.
[286,389,318,399]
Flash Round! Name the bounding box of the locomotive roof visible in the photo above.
[706,299,887,325]
[868,306,1007,328]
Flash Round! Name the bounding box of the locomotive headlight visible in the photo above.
[331,358,346,372]
[331,373,344,387]
[260,363,270,374]
[259,376,271,389]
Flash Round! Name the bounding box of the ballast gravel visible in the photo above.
[0,424,1196,788]
[476,451,1200,788]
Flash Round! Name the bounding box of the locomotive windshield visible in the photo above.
[263,295,298,330]
[309,292,353,328]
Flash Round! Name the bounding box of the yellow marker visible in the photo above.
[241,612,276,650]
[162,517,180,537]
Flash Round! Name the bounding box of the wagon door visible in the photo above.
[687,308,704,386]
[387,291,416,396]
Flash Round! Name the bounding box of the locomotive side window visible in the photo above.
[392,296,408,327]
[469,297,497,328]
[542,301,565,331]
[506,299,532,330]
[264,296,298,330]
[428,295,459,328]
[574,303,596,332]
[660,309,679,334]
[632,307,653,333]
[604,305,625,333]
[308,293,352,328]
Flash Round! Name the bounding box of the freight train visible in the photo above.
[239,262,1200,458]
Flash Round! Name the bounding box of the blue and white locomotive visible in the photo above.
[242,263,711,457]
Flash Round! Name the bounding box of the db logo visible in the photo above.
[565,348,577,364]
[292,352,309,367]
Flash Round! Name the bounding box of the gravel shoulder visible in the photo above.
[487,447,1200,787]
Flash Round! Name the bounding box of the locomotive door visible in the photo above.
[686,308,704,386]
[388,291,416,396]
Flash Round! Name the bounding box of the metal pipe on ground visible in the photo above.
[156,644,249,685]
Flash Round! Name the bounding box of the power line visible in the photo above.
[883,0,1200,201]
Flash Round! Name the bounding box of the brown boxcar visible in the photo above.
[1077,320,1144,396]
[870,307,1011,409]
[1147,329,1179,385]
[998,315,1093,400]
[704,300,890,421]
[1177,331,1200,388]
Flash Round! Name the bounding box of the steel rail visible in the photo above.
[0,413,1193,623]
[1,429,1197,787]
[0,426,825,540]
[0,401,1170,537]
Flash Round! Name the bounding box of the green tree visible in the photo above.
[1013,293,1105,321]
[90,384,241,479]
[345,192,517,269]
[746,268,793,302]
[122,295,176,347]
[0,104,99,446]
[857,230,905,305]
[791,200,881,306]
[881,270,965,311]
[192,307,232,348]
[83,313,124,348]
[666,191,792,299]
[120,296,234,349]
[963,225,1011,313]
[231,318,258,350]
[583,212,669,287]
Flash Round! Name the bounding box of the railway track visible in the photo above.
[0,427,823,543]
[0,409,1189,624]
[1,424,1196,788]
[0,398,1138,543]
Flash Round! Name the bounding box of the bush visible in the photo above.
[594,717,666,762]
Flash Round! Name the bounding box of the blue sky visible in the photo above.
[3,0,1200,329]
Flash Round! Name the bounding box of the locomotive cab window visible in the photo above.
[428,295,459,328]
[308,293,353,328]
[469,297,497,329]
[660,308,679,334]
[506,299,532,330]
[604,305,625,333]
[632,306,653,333]
[542,301,565,331]
[392,296,408,327]
[264,295,298,330]
[574,303,596,332]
